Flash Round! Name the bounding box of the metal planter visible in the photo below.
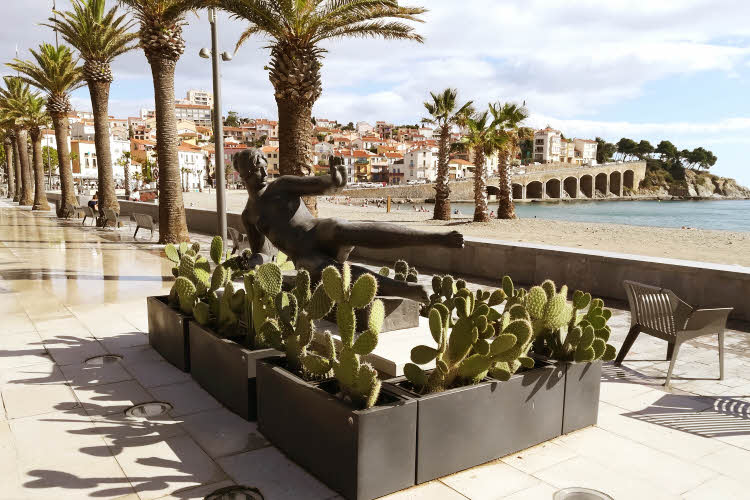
[562,360,602,434]
[188,321,280,421]
[256,358,417,500]
[388,362,565,484]
[147,295,190,372]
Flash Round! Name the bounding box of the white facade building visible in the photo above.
[186,89,213,108]
[533,128,562,163]
[403,147,438,182]
[178,146,207,191]
[574,138,598,165]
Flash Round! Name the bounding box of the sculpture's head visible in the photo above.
[235,148,268,193]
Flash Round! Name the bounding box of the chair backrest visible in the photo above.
[65,202,77,216]
[623,280,682,336]
[227,227,240,245]
[133,213,154,228]
[83,206,95,218]
[103,208,118,225]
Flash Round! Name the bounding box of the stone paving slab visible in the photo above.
[1,201,750,499]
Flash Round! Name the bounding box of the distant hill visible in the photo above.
[639,159,750,199]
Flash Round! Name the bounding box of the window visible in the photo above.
[535,139,544,145]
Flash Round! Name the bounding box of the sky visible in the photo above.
[3,0,750,186]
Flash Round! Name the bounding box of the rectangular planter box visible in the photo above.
[257,358,417,500]
[147,296,190,372]
[388,362,565,484]
[189,321,280,420]
[562,360,602,434]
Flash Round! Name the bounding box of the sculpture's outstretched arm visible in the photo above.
[265,160,347,197]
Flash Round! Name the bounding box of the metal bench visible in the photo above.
[132,213,156,240]
[618,280,732,386]
[228,227,250,254]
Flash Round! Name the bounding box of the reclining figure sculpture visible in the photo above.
[235,149,464,303]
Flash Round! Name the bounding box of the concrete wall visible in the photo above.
[352,238,750,322]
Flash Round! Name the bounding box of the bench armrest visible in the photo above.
[684,308,732,332]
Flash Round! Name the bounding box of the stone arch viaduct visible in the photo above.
[511,161,647,200]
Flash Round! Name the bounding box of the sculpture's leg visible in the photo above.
[323,220,464,249]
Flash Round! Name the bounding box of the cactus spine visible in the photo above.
[303,264,384,409]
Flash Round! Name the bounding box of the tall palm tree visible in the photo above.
[117,0,203,243]
[46,0,137,218]
[218,0,427,215]
[1,129,15,198]
[461,110,507,223]
[422,88,472,220]
[8,44,86,217]
[24,94,52,211]
[117,150,132,198]
[489,102,528,220]
[0,77,34,206]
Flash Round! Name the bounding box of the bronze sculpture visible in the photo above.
[235,149,464,303]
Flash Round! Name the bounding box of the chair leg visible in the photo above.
[718,331,725,380]
[667,342,675,361]
[614,326,641,366]
[133,226,140,239]
[665,341,682,387]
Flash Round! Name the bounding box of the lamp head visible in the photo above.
[199,48,211,59]
[221,52,233,62]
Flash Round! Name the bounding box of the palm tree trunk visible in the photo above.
[3,141,14,197]
[88,80,118,217]
[51,113,76,216]
[473,147,489,222]
[433,126,451,220]
[12,136,21,202]
[29,128,50,211]
[149,57,189,243]
[497,150,516,219]
[124,162,131,199]
[277,97,317,216]
[15,128,33,206]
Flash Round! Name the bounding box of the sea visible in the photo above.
[449,199,750,233]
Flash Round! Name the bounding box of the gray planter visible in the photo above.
[256,358,417,500]
[147,296,190,372]
[188,321,280,420]
[562,360,602,434]
[387,362,565,484]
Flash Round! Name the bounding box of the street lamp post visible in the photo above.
[200,8,232,245]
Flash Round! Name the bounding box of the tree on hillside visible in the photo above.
[46,0,137,218]
[595,137,615,164]
[118,0,203,243]
[490,101,528,219]
[8,43,85,217]
[225,110,241,127]
[217,0,426,216]
[422,88,473,220]
[683,147,717,171]
[656,140,680,169]
[636,139,654,160]
[616,137,638,161]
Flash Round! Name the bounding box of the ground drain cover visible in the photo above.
[85,354,123,365]
[124,402,173,418]
[204,485,264,500]
[554,487,614,500]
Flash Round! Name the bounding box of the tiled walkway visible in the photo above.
[1,201,749,500]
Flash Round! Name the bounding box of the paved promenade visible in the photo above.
[1,200,749,499]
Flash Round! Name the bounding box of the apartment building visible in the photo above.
[186,89,213,108]
[403,147,438,182]
[574,138,598,165]
[178,144,207,190]
[533,128,562,163]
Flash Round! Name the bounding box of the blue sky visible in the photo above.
[4,0,750,186]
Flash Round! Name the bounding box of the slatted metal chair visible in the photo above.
[618,280,732,386]
[102,208,121,230]
[132,213,156,239]
[227,227,250,254]
[81,206,97,226]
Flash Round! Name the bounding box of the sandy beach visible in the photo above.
[182,190,750,268]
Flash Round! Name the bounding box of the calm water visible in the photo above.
[450,199,750,232]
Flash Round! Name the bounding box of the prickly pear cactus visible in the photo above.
[302,263,384,409]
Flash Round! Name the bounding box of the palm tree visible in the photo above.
[23,94,53,211]
[0,77,34,206]
[8,44,85,217]
[422,88,472,220]
[1,128,15,198]
[489,102,528,220]
[461,110,507,222]
[218,0,427,215]
[117,0,201,243]
[117,150,132,198]
[45,0,137,218]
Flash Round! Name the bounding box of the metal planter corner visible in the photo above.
[147,295,190,372]
[188,321,280,421]
[256,358,417,500]
[562,360,602,434]
[388,362,565,484]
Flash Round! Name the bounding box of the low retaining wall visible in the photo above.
[353,238,750,322]
[47,191,750,321]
